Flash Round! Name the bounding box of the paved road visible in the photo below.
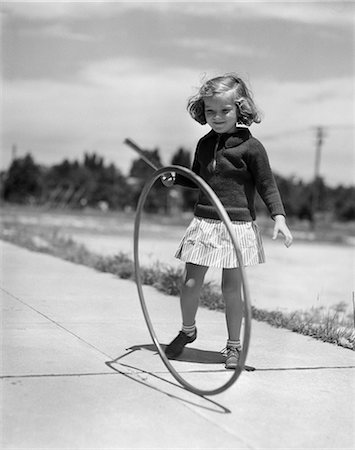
[1,241,354,449]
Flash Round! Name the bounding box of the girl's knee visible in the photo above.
[184,263,208,287]
[184,278,197,289]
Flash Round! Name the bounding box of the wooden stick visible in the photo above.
[124,138,161,171]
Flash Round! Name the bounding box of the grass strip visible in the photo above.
[1,223,354,351]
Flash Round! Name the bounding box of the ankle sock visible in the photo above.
[227,339,241,350]
[182,323,196,337]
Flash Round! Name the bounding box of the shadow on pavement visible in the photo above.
[105,354,232,414]
[125,343,256,371]
[257,365,355,371]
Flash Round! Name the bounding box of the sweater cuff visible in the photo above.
[174,173,199,189]
[269,204,286,219]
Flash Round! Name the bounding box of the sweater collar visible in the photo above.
[210,127,251,148]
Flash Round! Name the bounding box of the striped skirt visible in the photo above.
[175,217,265,268]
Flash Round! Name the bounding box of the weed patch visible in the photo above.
[1,222,354,351]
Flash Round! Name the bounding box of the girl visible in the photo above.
[163,73,293,369]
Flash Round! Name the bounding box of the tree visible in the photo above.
[171,147,191,167]
[170,147,197,211]
[128,147,169,213]
[333,185,355,221]
[129,148,162,179]
[2,148,354,221]
[93,163,132,209]
[3,153,43,203]
[41,152,132,209]
[83,152,104,172]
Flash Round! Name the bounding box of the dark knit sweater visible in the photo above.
[175,128,285,221]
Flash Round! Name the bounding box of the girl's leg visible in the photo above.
[180,262,209,327]
[165,262,208,358]
[221,268,243,342]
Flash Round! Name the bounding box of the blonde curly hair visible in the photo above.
[187,73,262,126]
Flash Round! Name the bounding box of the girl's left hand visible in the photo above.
[272,215,293,248]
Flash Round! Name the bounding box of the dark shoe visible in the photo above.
[165,330,197,359]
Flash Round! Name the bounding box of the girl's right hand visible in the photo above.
[161,172,175,187]
[272,215,293,248]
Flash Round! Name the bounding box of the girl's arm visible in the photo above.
[247,141,293,247]
[247,141,285,217]
[161,149,201,188]
[174,149,200,188]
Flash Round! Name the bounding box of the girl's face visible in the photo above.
[204,92,238,134]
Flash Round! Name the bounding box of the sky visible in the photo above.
[1,0,354,186]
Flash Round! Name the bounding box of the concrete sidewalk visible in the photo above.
[1,240,354,449]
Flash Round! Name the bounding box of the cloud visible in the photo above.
[241,1,354,26]
[1,57,201,173]
[2,53,353,185]
[0,1,166,22]
[29,23,95,41]
[3,0,353,26]
[173,37,261,58]
[3,1,352,87]
[253,76,354,184]
[1,1,122,21]
[158,1,354,26]
[254,76,354,127]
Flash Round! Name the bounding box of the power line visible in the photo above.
[261,124,354,142]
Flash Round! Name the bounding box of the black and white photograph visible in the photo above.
[1,1,354,449]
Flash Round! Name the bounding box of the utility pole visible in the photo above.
[310,126,324,230]
[11,144,17,161]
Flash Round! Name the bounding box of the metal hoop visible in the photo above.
[134,165,252,396]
